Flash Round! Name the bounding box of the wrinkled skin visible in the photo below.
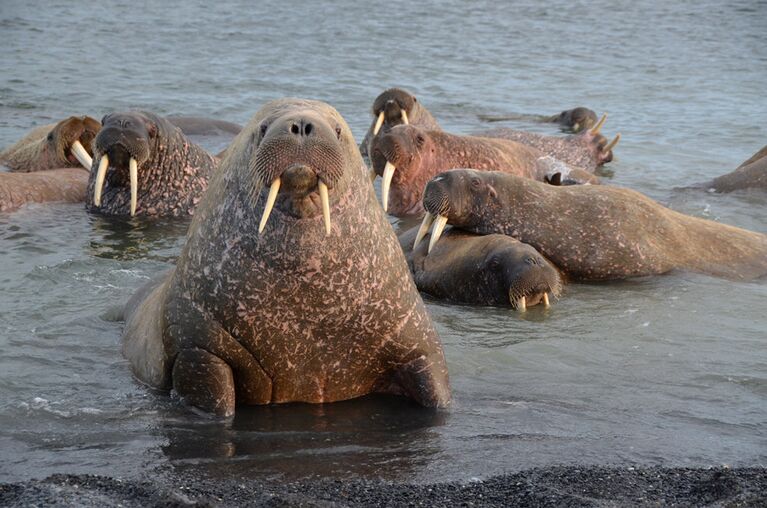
[399,227,563,309]
[0,168,88,213]
[122,98,450,417]
[422,169,767,281]
[703,145,767,193]
[0,116,100,172]
[86,111,217,217]
[359,88,441,158]
[370,124,589,216]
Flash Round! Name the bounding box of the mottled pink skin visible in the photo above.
[0,168,88,213]
[423,170,767,281]
[371,124,581,217]
[122,99,450,416]
[477,127,614,170]
[86,112,216,217]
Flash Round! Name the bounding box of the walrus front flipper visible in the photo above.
[172,348,235,417]
[388,354,451,409]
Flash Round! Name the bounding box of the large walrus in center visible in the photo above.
[122,98,451,416]
[418,169,767,281]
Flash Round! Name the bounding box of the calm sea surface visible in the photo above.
[1,0,765,483]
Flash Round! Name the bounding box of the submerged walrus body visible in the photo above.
[419,170,767,281]
[0,168,89,213]
[122,98,450,416]
[703,145,767,193]
[399,227,563,310]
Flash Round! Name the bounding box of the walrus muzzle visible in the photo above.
[250,113,344,236]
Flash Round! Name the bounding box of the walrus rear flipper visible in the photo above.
[384,354,451,409]
[172,348,236,417]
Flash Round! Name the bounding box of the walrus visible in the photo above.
[0,116,100,172]
[121,98,451,416]
[0,168,88,213]
[479,106,598,133]
[399,226,563,310]
[369,124,591,216]
[359,88,442,159]
[701,145,767,193]
[476,113,619,170]
[166,116,242,137]
[86,111,218,217]
[417,169,767,281]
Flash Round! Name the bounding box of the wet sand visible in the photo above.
[2,466,765,507]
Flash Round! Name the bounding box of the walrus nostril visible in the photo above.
[290,123,300,135]
[303,122,313,136]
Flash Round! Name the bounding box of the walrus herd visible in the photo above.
[1,89,765,415]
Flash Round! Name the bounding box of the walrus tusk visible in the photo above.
[590,113,607,135]
[516,296,527,312]
[381,161,396,212]
[369,168,377,182]
[70,140,93,170]
[401,110,409,125]
[572,122,580,132]
[258,177,281,234]
[93,154,109,206]
[427,214,448,253]
[318,180,331,236]
[413,212,435,249]
[543,292,550,307]
[373,112,385,135]
[604,133,621,152]
[129,157,138,216]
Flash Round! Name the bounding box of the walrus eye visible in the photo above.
[46,132,54,142]
[470,177,482,189]
[259,122,268,138]
[415,134,425,148]
[335,125,342,139]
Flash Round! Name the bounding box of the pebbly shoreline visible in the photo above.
[2,466,765,507]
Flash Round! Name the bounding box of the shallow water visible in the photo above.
[1,0,766,484]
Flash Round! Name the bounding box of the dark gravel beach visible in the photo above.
[2,467,765,507]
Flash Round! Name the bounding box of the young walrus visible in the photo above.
[0,116,100,172]
[417,169,767,281]
[369,124,592,216]
[399,226,563,311]
[86,111,217,217]
[479,106,599,133]
[121,98,451,416]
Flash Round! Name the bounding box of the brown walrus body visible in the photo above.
[369,124,589,216]
[704,145,767,193]
[0,116,100,172]
[0,168,88,213]
[122,98,450,416]
[359,88,441,159]
[479,106,598,133]
[419,169,767,281]
[399,227,563,310]
[86,111,217,217]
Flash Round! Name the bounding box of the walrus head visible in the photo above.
[370,124,434,212]
[91,112,162,216]
[369,88,419,138]
[487,240,562,310]
[47,116,101,170]
[554,107,597,133]
[244,102,351,235]
[416,169,502,252]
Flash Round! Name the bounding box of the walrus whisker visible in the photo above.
[427,214,448,253]
[381,161,396,212]
[70,140,93,171]
[94,154,109,206]
[401,110,409,125]
[604,133,621,152]
[318,180,331,236]
[129,157,138,216]
[414,212,435,249]
[373,112,385,135]
[590,113,607,135]
[258,177,281,234]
